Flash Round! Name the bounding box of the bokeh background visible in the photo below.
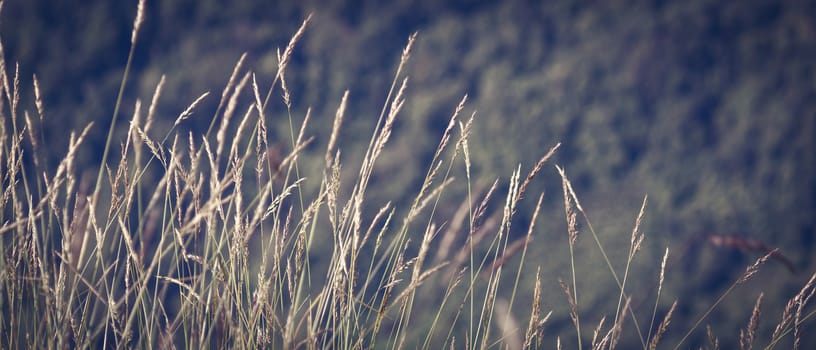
[2,0,814,347]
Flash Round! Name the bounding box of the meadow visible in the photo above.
[1,1,814,348]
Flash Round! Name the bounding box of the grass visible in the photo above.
[1,1,814,348]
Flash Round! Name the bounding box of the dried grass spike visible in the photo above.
[33,74,44,121]
[145,75,165,134]
[738,249,776,284]
[740,292,763,350]
[517,142,560,201]
[131,0,145,44]
[648,300,676,350]
[559,278,579,329]
[175,92,209,126]
[326,90,348,166]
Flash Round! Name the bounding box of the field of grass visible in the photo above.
[1,1,814,349]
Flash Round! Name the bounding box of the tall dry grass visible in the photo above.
[0,1,814,349]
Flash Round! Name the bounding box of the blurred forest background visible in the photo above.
[2,0,814,347]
